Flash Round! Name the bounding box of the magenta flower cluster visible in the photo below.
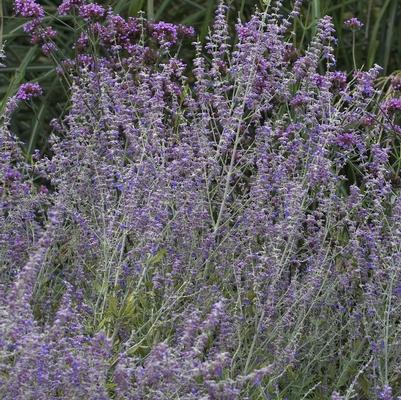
[2,1,401,399]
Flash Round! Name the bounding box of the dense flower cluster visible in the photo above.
[15,0,58,55]
[58,0,84,15]
[78,3,105,20]
[2,1,401,399]
[14,0,44,18]
[383,98,401,114]
[16,82,43,100]
[150,21,195,48]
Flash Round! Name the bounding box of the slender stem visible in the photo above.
[0,0,3,48]
[383,273,394,385]
[213,126,241,234]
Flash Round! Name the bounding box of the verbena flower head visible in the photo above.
[41,41,57,55]
[14,0,44,18]
[78,3,105,20]
[383,98,401,114]
[344,17,363,30]
[58,0,84,15]
[177,24,195,38]
[151,21,179,48]
[16,82,43,100]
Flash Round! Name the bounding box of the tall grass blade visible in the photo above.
[367,0,392,68]
[383,0,397,74]
[0,45,37,114]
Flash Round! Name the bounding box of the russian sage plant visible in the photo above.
[1,0,401,398]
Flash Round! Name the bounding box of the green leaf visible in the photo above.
[0,45,37,114]
[148,248,167,265]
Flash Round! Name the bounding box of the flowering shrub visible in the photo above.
[1,0,401,399]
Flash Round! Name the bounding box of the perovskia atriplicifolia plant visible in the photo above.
[1,0,401,398]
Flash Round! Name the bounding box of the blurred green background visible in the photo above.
[1,0,401,154]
